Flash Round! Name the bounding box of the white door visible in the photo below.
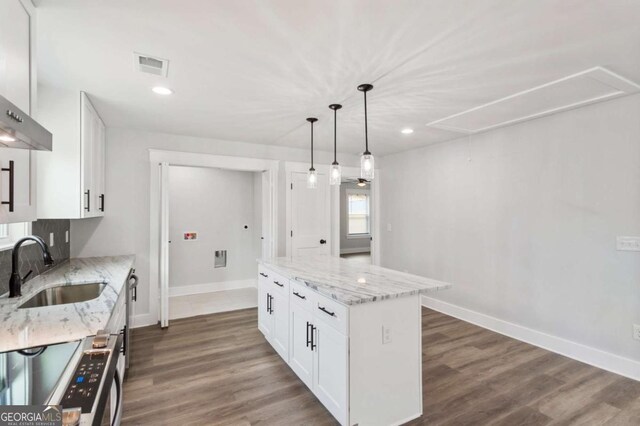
[0,0,30,113]
[257,280,272,337]
[159,162,170,328]
[289,303,314,388]
[313,318,348,424]
[80,94,94,217]
[92,115,105,215]
[270,290,289,361]
[290,171,330,256]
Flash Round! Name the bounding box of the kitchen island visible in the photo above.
[257,256,451,426]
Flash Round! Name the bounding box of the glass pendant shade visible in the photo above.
[329,163,341,186]
[361,153,374,179]
[307,168,318,189]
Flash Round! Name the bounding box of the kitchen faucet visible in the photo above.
[9,236,54,298]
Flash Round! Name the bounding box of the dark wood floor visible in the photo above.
[122,307,640,425]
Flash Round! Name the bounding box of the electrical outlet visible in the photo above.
[49,232,54,247]
[617,236,640,252]
[634,324,640,341]
[65,230,69,243]
[382,326,392,345]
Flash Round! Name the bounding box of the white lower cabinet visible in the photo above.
[258,267,348,425]
[289,302,314,387]
[313,316,348,423]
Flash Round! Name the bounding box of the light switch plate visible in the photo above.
[382,326,392,344]
[617,236,640,252]
[633,324,640,341]
[65,230,69,243]
[49,232,54,247]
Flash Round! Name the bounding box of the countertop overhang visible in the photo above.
[0,255,135,353]
[259,256,451,305]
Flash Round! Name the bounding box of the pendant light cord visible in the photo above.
[310,120,314,169]
[333,108,337,163]
[363,90,369,154]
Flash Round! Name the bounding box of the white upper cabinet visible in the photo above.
[37,89,106,219]
[0,0,37,224]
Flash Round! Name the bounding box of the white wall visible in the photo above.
[70,127,360,320]
[340,182,371,254]
[380,94,640,369]
[168,166,257,289]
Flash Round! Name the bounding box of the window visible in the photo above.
[347,191,370,236]
[0,222,30,251]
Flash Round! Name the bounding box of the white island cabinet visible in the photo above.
[257,256,451,426]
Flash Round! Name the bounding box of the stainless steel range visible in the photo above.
[1,332,123,426]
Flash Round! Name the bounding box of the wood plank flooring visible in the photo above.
[121,307,640,425]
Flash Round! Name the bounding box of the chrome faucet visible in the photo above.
[9,236,54,298]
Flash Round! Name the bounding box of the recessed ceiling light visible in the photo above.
[152,86,173,95]
[401,128,414,134]
[0,135,16,142]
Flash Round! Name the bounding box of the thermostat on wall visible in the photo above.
[183,232,198,241]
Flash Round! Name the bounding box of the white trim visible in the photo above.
[346,234,371,240]
[149,149,279,328]
[421,296,640,381]
[340,248,371,255]
[132,313,156,329]
[169,279,257,297]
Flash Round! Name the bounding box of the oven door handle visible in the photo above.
[111,368,123,426]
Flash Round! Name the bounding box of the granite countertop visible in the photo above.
[0,255,135,352]
[259,256,451,305]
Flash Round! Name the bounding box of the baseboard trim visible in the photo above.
[340,248,371,255]
[132,313,157,329]
[169,279,257,297]
[421,295,640,381]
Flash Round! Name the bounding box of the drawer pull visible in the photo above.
[259,272,268,278]
[318,306,336,317]
[293,291,306,300]
[274,280,284,287]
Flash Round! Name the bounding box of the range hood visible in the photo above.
[0,93,52,151]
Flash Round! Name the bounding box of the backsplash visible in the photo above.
[0,219,70,296]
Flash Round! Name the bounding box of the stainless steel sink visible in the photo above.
[18,283,106,309]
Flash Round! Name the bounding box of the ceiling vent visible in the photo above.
[427,67,640,134]
[133,52,169,77]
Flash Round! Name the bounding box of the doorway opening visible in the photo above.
[167,165,264,320]
[339,177,371,264]
[150,150,278,328]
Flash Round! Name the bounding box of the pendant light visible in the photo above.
[328,104,342,186]
[358,83,375,179]
[306,117,318,189]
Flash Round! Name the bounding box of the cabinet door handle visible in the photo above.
[268,294,274,314]
[266,293,271,313]
[318,306,336,317]
[84,189,90,211]
[293,291,306,300]
[311,324,317,350]
[120,326,127,355]
[274,280,284,287]
[259,272,268,278]
[1,160,14,212]
[306,321,312,347]
[320,239,327,244]
[99,194,105,212]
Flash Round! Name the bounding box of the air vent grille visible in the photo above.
[133,52,169,77]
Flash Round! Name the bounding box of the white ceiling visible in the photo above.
[34,0,640,156]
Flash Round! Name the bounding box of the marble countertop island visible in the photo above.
[0,255,135,352]
[259,255,451,305]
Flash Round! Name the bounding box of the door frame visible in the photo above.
[149,149,279,327]
[285,161,380,265]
